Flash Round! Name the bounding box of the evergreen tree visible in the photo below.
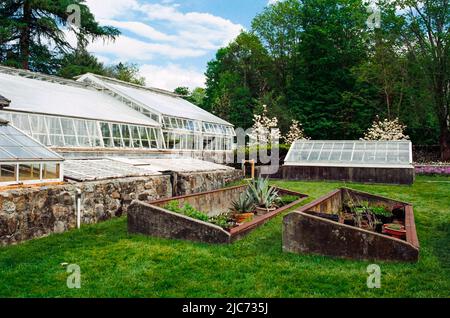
[0,0,119,72]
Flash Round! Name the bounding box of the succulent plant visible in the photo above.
[247,177,280,209]
[231,193,255,214]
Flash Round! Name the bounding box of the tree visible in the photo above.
[105,63,146,86]
[363,117,410,141]
[284,119,309,145]
[174,87,206,107]
[57,49,106,79]
[396,0,450,160]
[0,0,119,72]
[204,31,271,129]
[248,105,281,146]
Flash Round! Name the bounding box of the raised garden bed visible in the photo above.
[128,185,308,244]
[283,188,419,262]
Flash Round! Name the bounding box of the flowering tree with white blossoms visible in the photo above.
[363,117,410,141]
[248,105,281,146]
[284,119,309,145]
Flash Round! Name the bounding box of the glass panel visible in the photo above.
[11,113,32,135]
[30,115,50,146]
[130,126,141,148]
[139,127,150,148]
[87,121,102,147]
[19,164,41,181]
[148,128,158,149]
[111,124,123,148]
[74,120,91,147]
[0,164,16,183]
[43,163,60,180]
[121,125,131,148]
[100,123,113,147]
[60,118,78,147]
[46,117,65,146]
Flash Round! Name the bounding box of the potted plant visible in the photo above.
[248,178,280,215]
[231,193,255,223]
[383,223,406,239]
[371,205,394,224]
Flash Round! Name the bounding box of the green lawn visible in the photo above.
[1,176,449,298]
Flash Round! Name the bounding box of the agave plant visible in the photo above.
[231,192,255,214]
[247,177,280,209]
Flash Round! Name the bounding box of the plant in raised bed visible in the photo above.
[248,177,280,215]
[231,193,255,223]
[371,205,394,224]
[163,201,209,222]
[208,213,236,231]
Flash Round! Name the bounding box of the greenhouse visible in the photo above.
[0,66,235,154]
[282,140,415,184]
[0,119,64,186]
[77,73,235,151]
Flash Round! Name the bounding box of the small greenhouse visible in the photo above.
[282,140,414,184]
[0,119,64,186]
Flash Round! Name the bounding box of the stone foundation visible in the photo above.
[0,169,243,246]
[174,169,244,196]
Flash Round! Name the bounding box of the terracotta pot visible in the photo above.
[255,207,276,215]
[234,213,254,224]
[383,224,406,240]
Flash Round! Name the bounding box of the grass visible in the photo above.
[0,176,449,298]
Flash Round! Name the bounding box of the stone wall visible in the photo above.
[0,175,172,246]
[174,169,244,196]
[0,169,243,246]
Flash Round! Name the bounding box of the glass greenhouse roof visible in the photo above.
[0,121,63,162]
[80,74,232,126]
[285,140,413,167]
[0,72,160,127]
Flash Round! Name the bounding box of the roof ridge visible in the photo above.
[0,65,96,91]
[77,73,183,98]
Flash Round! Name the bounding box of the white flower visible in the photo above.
[363,117,410,141]
[284,119,309,145]
[248,105,281,145]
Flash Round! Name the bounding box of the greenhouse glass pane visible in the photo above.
[286,140,412,166]
[0,164,16,182]
[43,163,60,179]
[86,121,102,147]
[30,115,50,146]
[100,122,113,147]
[11,113,32,135]
[139,127,150,148]
[130,126,141,148]
[19,163,41,181]
[112,124,123,148]
[74,120,91,147]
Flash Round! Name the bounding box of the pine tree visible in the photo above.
[0,0,119,72]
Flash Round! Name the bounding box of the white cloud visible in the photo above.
[140,64,206,90]
[85,0,139,19]
[99,19,176,42]
[83,1,242,90]
[140,3,243,49]
[88,35,206,61]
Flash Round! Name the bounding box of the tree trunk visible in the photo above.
[439,124,450,161]
[19,0,32,70]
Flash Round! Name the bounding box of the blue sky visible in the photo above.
[83,0,276,90]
